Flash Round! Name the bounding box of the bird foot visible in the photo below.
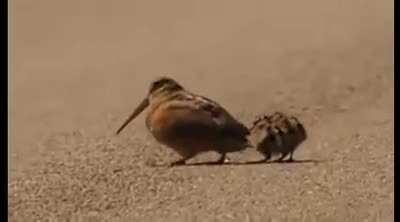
[273,158,285,163]
[169,159,186,167]
[215,154,230,164]
[286,158,294,163]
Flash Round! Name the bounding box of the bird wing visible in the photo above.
[178,92,250,136]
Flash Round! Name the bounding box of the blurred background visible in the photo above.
[10,0,393,170]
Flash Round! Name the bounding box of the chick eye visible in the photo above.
[257,124,265,129]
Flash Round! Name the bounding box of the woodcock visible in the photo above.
[116,77,252,166]
[249,112,307,162]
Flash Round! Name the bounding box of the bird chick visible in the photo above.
[248,112,307,162]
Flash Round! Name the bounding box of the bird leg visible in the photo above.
[276,152,290,162]
[216,152,227,164]
[262,151,272,162]
[286,151,294,162]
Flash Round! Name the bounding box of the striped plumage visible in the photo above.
[249,112,307,162]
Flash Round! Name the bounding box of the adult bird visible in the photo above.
[116,76,252,166]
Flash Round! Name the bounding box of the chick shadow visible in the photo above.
[190,159,322,166]
[153,159,325,168]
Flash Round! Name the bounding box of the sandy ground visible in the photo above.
[9,0,393,221]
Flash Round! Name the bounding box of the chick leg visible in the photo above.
[276,152,290,162]
[262,151,272,162]
[287,151,294,162]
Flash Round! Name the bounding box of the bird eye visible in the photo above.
[154,81,162,87]
[150,80,164,93]
[257,123,266,129]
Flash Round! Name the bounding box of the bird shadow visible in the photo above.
[149,159,325,168]
[187,159,324,166]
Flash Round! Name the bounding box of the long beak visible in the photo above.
[116,97,149,135]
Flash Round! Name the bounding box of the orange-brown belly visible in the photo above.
[146,106,219,157]
[145,101,250,158]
